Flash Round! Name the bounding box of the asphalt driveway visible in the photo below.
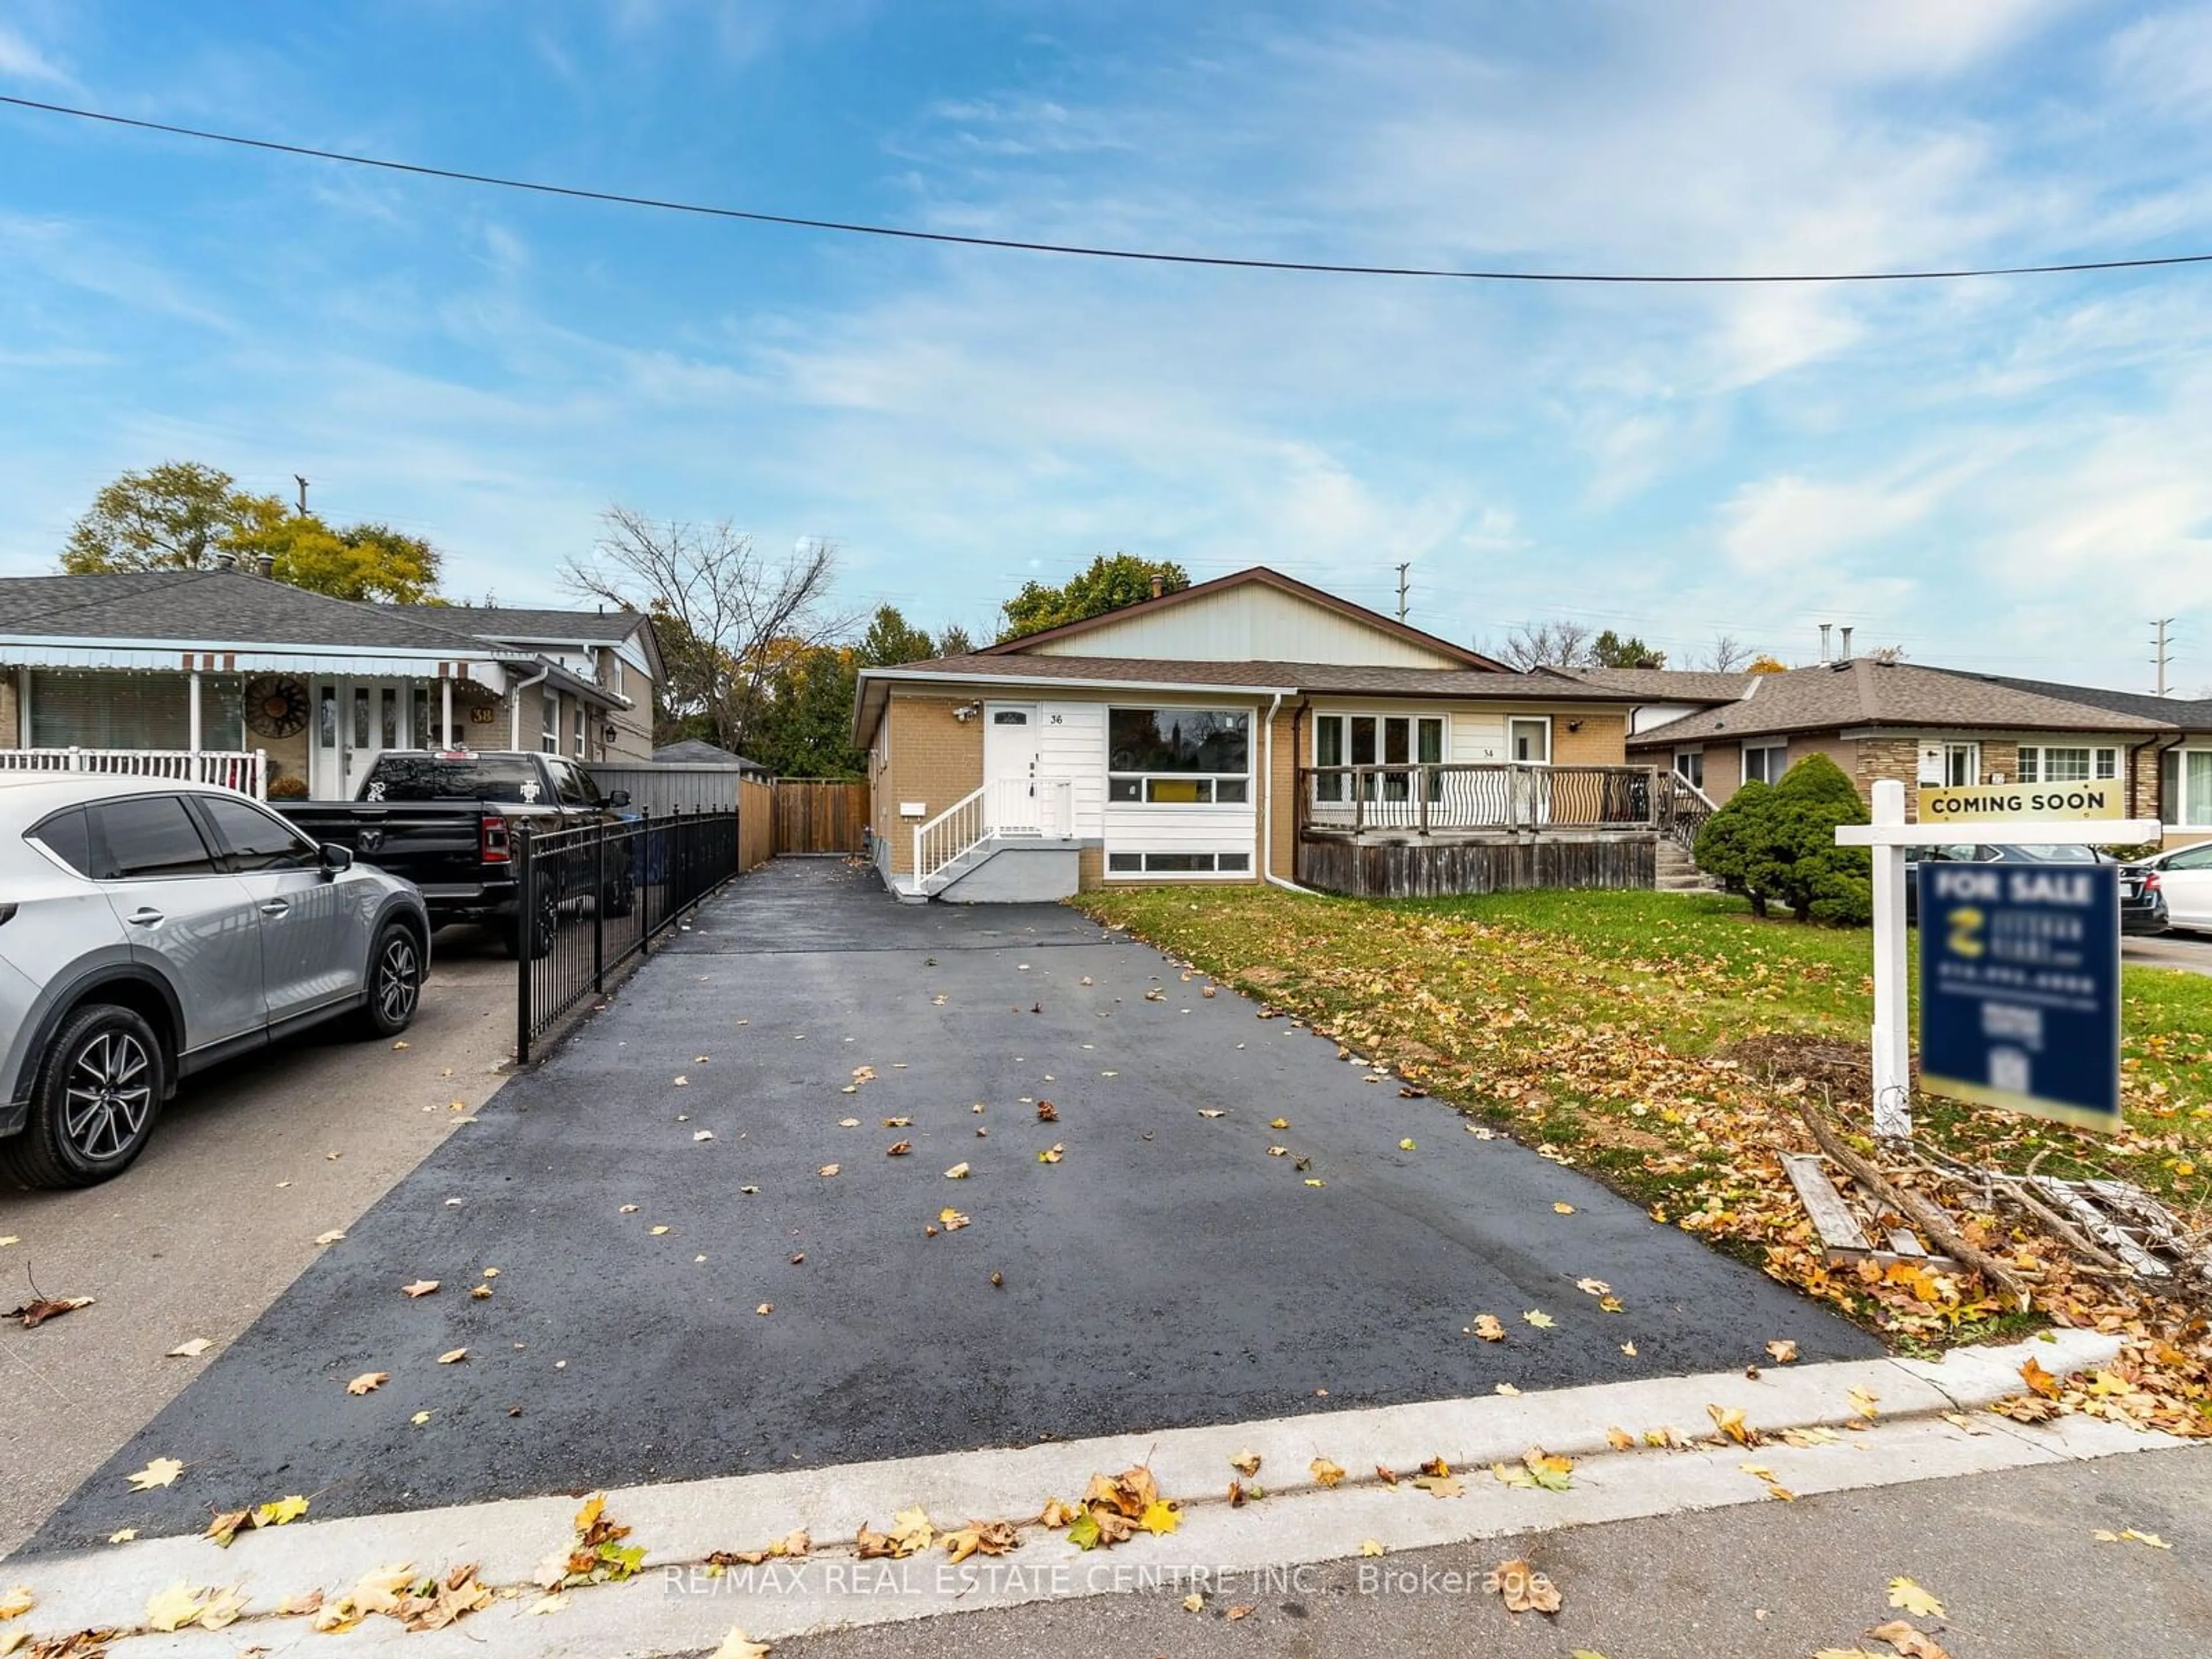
[22,861,1879,1554]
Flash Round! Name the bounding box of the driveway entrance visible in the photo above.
[23,860,1880,1552]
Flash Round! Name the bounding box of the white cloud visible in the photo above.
[0,22,71,86]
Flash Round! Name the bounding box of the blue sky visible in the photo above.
[2,1,2210,689]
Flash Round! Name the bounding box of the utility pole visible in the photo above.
[1394,562,1411,623]
[2152,617,2175,696]
[294,474,311,517]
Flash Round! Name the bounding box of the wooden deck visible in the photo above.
[1296,828,1657,898]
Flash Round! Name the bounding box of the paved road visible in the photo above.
[2124,929,2212,976]
[763,1446,2212,1659]
[0,927,517,1555]
[21,861,1879,1554]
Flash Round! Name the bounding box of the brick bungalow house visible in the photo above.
[851,566,1673,902]
[1607,657,2210,842]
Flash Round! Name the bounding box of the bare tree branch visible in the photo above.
[1702,632,1752,674]
[565,510,857,751]
[1487,619,1596,671]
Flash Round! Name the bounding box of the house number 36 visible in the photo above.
[1047,714,1063,725]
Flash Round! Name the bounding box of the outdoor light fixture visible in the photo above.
[603,724,620,743]
[953,702,983,722]
[1567,719,1584,732]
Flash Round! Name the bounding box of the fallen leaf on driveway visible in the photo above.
[1622,1341,1637,1355]
[0,1238,16,1248]
[528,1592,569,1616]
[1359,1539,1384,1556]
[1575,1279,1611,1297]
[108,1528,136,1543]
[707,1627,771,1659]
[1309,1457,1345,1487]
[2092,1528,2170,1548]
[1552,1202,1575,1215]
[1887,1578,1944,1618]
[839,1117,860,1128]
[1399,1138,1416,1151]
[1523,1309,1555,1329]
[438,1348,468,1365]
[672,1077,689,1087]
[883,1116,913,1128]
[1269,1117,1289,1129]
[1868,1620,1950,1659]
[1198,1109,1225,1118]
[1304,1177,1325,1187]
[0,1587,31,1620]
[938,1207,970,1231]
[145,1581,221,1633]
[7,1296,93,1328]
[1766,1339,1798,1364]
[1473,1313,1506,1341]
[755,1304,773,1316]
[1229,1448,1262,1476]
[314,1229,346,1245]
[942,1519,1018,1562]
[346,1372,389,1395]
[945,1162,971,1179]
[1849,1386,1882,1421]
[619,1205,639,1213]
[126,1457,184,1490]
[1495,1382,1522,1396]
[649,1225,671,1236]
[886,1141,912,1157]
[1707,1404,1758,1445]
[166,1337,213,1358]
[1183,1591,1205,1612]
[402,1280,440,1298]
[818,1165,840,1177]
[2020,1357,2061,1399]
[693,1131,714,1142]
[1483,1558,1561,1614]
[1226,1604,1254,1620]
[392,1040,409,1050]
[256,1495,308,1527]
[1037,1101,1058,1122]
[1037,1145,1065,1164]
[470,1285,492,1300]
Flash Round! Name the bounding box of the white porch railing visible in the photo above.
[912,775,1075,887]
[0,747,268,799]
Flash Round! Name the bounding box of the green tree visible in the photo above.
[747,643,865,778]
[935,623,976,657]
[858,605,939,668]
[1696,753,1870,925]
[998,554,1189,641]
[1590,630,1665,669]
[62,461,253,573]
[62,461,443,601]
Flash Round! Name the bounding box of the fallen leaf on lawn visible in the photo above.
[166,1337,213,1358]
[6,1294,92,1329]
[126,1456,185,1490]
[1472,1313,1506,1341]
[706,1626,771,1659]
[886,1141,912,1157]
[1766,1339,1798,1364]
[402,1279,439,1298]
[346,1372,388,1395]
[1523,1309,1555,1329]
[818,1164,840,1177]
[1230,1448,1262,1476]
[1483,1558,1561,1614]
[1868,1620,1950,1659]
[1887,1577,1944,1618]
[1037,1144,1065,1164]
[2092,1528,2171,1548]
[1309,1457,1346,1488]
[945,1162,971,1179]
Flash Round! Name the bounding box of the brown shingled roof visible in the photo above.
[1629,659,2174,747]
[1555,666,1762,703]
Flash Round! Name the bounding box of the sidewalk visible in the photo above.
[768,1444,2209,1659]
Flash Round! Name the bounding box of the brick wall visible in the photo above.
[874,693,984,875]
[1551,710,1627,767]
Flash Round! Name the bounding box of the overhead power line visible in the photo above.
[7,93,2212,287]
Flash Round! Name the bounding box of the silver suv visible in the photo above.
[0,777,431,1188]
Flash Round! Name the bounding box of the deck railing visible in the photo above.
[1297,762,1658,835]
[1653,767,1719,852]
[0,747,267,798]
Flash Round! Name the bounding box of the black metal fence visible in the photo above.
[514,808,741,1063]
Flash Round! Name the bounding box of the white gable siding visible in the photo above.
[1026,584,1465,669]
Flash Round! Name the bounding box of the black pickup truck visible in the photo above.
[276,751,633,957]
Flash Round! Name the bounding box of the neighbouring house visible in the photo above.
[1606,657,2212,846]
[652,738,773,779]
[851,565,1692,902]
[0,567,660,800]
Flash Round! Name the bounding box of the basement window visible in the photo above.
[1105,850,1252,876]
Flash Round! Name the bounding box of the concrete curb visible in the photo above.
[3,1330,2160,1657]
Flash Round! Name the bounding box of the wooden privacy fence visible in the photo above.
[774,778,869,855]
[738,777,775,871]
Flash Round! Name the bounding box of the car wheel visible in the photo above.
[359,922,423,1037]
[0,1003,166,1190]
[603,864,636,919]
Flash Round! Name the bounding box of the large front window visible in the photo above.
[1108,707,1250,804]
[1312,713,1444,802]
[2020,745,2115,784]
[1743,741,1789,785]
[2166,749,2212,826]
[28,671,244,750]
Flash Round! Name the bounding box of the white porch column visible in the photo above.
[441,678,454,749]
[15,666,29,748]
[188,670,202,753]
[1867,779,1912,1139]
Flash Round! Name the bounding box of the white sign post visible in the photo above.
[1834,779,2159,1142]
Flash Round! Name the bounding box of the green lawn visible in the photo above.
[1075,885,2210,1209]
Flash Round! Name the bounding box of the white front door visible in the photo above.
[983,703,1041,830]
[310,679,431,799]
